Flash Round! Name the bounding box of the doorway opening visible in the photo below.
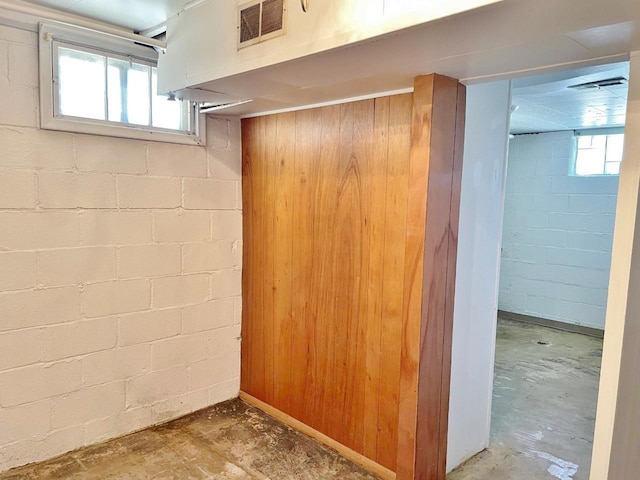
[450,61,629,480]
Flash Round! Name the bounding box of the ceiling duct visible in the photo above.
[238,0,286,48]
[568,76,628,90]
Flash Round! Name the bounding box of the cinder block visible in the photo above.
[208,325,241,357]
[183,178,237,210]
[148,143,208,178]
[0,127,75,170]
[117,176,181,209]
[0,328,41,371]
[153,210,210,243]
[81,345,151,387]
[8,43,37,87]
[234,297,242,325]
[0,170,36,208]
[207,118,229,150]
[152,274,209,308]
[0,399,50,445]
[81,279,150,318]
[0,83,36,127]
[0,212,79,250]
[0,286,79,332]
[82,407,152,446]
[42,317,118,362]
[118,244,181,279]
[150,333,209,371]
[212,210,242,240]
[151,388,210,424]
[182,298,235,334]
[0,424,83,474]
[208,145,241,180]
[211,269,241,299]
[0,252,37,291]
[38,247,116,287]
[38,172,116,209]
[182,241,235,273]
[0,360,82,406]
[209,378,240,406]
[80,211,152,246]
[189,352,240,391]
[118,308,181,346]
[51,381,125,429]
[76,136,146,174]
[125,365,188,409]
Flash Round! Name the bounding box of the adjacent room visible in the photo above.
[450,63,628,479]
[1,1,640,480]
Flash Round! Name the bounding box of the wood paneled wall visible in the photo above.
[241,75,465,479]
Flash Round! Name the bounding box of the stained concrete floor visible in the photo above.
[448,318,603,480]
[0,400,378,480]
[2,318,602,480]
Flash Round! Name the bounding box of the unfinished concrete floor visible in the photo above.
[0,400,378,480]
[448,318,603,480]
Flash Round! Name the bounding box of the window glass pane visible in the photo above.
[107,59,124,123]
[58,47,106,120]
[575,148,605,176]
[126,63,151,126]
[605,161,621,175]
[606,134,625,163]
[152,69,186,131]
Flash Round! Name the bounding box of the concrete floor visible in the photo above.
[448,318,603,480]
[0,400,378,480]
[1,318,602,480]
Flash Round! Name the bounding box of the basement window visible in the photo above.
[39,23,205,145]
[573,130,624,176]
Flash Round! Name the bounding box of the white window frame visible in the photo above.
[572,127,625,177]
[39,23,206,146]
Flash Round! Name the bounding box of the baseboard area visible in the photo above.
[498,310,604,339]
[239,392,396,480]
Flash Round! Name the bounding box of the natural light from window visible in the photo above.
[574,133,624,176]
[57,46,187,132]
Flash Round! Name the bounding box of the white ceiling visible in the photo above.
[510,62,629,134]
[23,0,193,31]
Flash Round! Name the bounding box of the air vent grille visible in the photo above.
[568,77,628,90]
[238,0,286,48]
[240,3,261,43]
[261,0,284,35]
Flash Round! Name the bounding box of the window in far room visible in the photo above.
[573,132,625,176]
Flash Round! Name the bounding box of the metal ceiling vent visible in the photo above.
[568,77,628,90]
[238,0,286,49]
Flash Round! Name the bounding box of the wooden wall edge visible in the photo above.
[239,392,397,480]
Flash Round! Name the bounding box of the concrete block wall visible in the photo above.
[0,24,242,472]
[499,131,618,330]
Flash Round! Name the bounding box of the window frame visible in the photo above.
[39,23,206,146]
[572,128,625,177]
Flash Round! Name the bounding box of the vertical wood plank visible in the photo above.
[262,114,278,405]
[273,112,296,413]
[377,93,413,472]
[363,96,390,460]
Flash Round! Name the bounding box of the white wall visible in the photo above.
[447,80,511,472]
[592,51,640,480]
[0,24,242,472]
[499,131,618,330]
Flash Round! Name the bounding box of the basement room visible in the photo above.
[0,0,639,479]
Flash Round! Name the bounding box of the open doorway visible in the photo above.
[449,61,629,480]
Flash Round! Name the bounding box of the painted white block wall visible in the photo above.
[499,131,618,330]
[447,80,511,472]
[0,24,242,472]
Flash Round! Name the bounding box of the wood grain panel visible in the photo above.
[241,77,465,478]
